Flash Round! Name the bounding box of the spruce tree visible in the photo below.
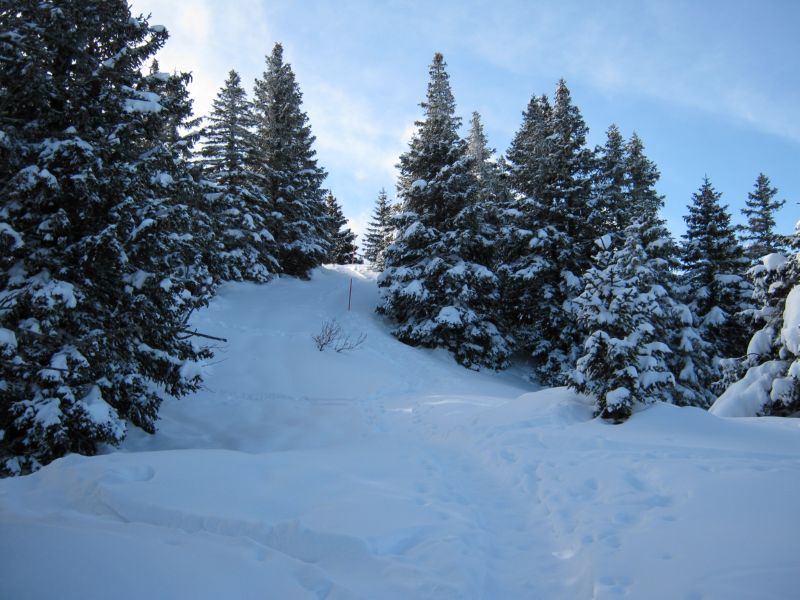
[0,1,213,475]
[624,133,665,222]
[251,43,329,278]
[498,95,551,357]
[570,130,715,417]
[571,222,675,422]
[593,124,628,233]
[681,178,752,365]
[201,69,279,282]
[713,230,800,416]
[362,189,394,270]
[500,80,597,384]
[620,135,716,407]
[323,192,358,264]
[466,111,500,186]
[740,173,786,261]
[378,53,509,369]
[463,111,504,269]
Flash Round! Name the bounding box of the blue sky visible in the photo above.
[131,0,798,241]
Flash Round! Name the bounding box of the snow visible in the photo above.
[39,136,94,160]
[411,178,427,190]
[2,265,800,599]
[762,252,788,272]
[561,268,581,290]
[0,327,17,351]
[129,218,155,240]
[150,171,174,186]
[747,326,774,356]
[32,279,77,309]
[435,305,462,325]
[714,273,743,285]
[605,386,629,407]
[781,284,800,354]
[703,305,726,326]
[81,385,124,438]
[123,99,163,113]
[710,360,787,417]
[125,269,150,290]
[595,233,612,250]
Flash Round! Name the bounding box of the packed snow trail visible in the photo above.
[2,265,800,599]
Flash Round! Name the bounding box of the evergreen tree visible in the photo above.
[201,69,279,282]
[681,178,752,365]
[622,135,716,407]
[740,173,786,261]
[498,95,551,357]
[323,192,358,264]
[500,80,597,384]
[466,111,500,186]
[569,130,719,416]
[624,133,665,222]
[593,124,627,233]
[0,1,213,475]
[571,222,675,422]
[251,43,329,278]
[464,111,504,267]
[362,188,394,270]
[378,53,509,369]
[713,230,800,416]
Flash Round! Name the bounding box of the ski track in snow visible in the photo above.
[2,265,800,599]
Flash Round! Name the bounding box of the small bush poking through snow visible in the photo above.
[312,319,366,353]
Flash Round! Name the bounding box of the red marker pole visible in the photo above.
[348,245,356,311]
[348,277,353,311]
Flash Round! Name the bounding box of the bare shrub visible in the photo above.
[312,319,366,352]
[334,331,367,353]
[313,319,343,351]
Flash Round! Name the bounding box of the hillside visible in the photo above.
[1,265,798,599]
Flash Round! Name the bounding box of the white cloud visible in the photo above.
[130,0,271,118]
[303,81,404,183]
[458,1,800,143]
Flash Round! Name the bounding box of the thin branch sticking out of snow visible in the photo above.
[312,319,366,353]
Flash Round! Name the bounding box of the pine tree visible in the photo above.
[569,130,716,417]
[740,173,786,261]
[0,1,213,475]
[251,43,329,278]
[362,188,394,270]
[323,192,358,264]
[201,69,279,282]
[593,124,628,233]
[571,222,675,422]
[620,135,716,407]
[498,95,551,357]
[624,133,664,222]
[378,53,509,369]
[681,178,752,366]
[464,111,504,268]
[466,111,499,186]
[712,230,800,416]
[500,80,597,384]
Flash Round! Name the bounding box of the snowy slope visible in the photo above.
[2,265,800,599]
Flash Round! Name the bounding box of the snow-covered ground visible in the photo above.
[2,265,799,599]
